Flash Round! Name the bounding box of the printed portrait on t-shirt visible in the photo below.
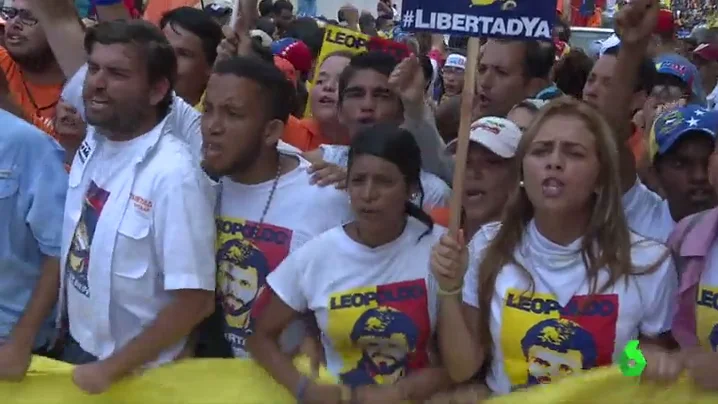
[326,279,431,387]
[695,284,718,352]
[501,289,618,389]
[215,217,292,357]
[67,181,110,298]
[521,318,597,385]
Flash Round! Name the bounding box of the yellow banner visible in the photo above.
[2,356,335,404]
[488,366,717,404]
[304,25,369,117]
[3,357,718,403]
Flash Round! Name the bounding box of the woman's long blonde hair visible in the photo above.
[476,96,643,359]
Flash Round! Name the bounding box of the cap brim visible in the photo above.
[658,128,716,156]
[445,135,515,158]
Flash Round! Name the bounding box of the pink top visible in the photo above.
[669,207,718,348]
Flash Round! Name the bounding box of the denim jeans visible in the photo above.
[58,336,98,365]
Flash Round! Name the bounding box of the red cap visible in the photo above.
[694,43,718,62]
[273,56,298,86]
[271,38,313,74]
[655,9,674,35]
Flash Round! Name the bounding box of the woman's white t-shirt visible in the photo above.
[268,217,443,387]
[622,180,675,243]
[463,220,677,395]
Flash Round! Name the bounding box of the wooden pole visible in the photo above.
[447,37,480,235]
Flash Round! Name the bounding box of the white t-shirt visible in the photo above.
[216,156,354,357]
[60,117,217,365]
[268,217,443,387]
[622,180,675,243]
[698,243,718,351]
[463,220,676,395]
[319,144,450,211]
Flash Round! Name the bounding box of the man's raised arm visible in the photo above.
[26,0,87,79]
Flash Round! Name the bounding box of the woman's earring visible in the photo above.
[519,180,524,188]
[411,192,420,200]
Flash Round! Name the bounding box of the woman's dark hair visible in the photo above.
[347,123,434,239]
[418,54,434,92]
[553,49,594,99]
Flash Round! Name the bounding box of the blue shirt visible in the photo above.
[0,109,67,347]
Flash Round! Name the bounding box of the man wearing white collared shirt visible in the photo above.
[58,20,216,394]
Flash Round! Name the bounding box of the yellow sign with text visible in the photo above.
[303,25,369,117]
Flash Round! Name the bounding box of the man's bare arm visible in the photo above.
[26,0,87,79]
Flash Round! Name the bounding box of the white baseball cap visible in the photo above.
[444,54,467,70]
[599,34,620,57]
[446,117,523,158]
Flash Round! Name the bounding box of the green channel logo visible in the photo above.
[619,340,647,377]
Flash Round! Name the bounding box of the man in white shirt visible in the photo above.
[58,20,216,394]
[199,55,353,358]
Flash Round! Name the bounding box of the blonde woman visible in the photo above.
[431,97,677,394]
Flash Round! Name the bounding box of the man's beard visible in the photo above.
[8,46,55,73]
[202,134,264,179]
[85,101,147,137]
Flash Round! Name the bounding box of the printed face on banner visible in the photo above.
[327,280,431,387]
[215,218,292,356]
[399,0,555,40]
[501,289,618,388]
[696,284,718,351]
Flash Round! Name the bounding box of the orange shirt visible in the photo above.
[430,207,451,228]
[143,0,197,25]
[0,47,61,138]
[281,117,349,152]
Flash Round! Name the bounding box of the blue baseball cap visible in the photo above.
[648,104,718,163]
[654,54,707,106]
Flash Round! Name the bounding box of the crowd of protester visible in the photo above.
[1,0,718,402]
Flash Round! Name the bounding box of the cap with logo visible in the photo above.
[446,117,523,158]
[444,54,467,70]
[648,104,718,163]
[654,54,706,106]
[270,38,313,74]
